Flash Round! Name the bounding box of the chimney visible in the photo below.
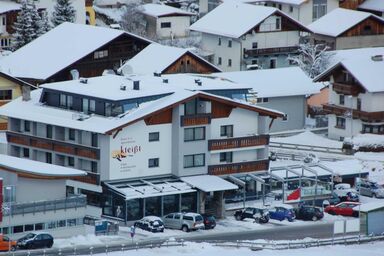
[70,69,79,80]
[133,80,140,90]
[153,72,161,77]
[22,86,31,101]
[79,78,88,84]
[120,85,126,91]
[162,78,168,84]
[195,79,202,86]
[371,55,383,61]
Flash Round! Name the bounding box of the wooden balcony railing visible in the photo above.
[323,104,384,122]
[244,46,299,58]
[208,159,269,176]
[333,82,365,96]
[71,171,100,185]
[208,135,269,151]
[180,113,211,127]
[7,131,100,160]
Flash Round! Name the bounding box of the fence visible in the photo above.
[269,142,343,155]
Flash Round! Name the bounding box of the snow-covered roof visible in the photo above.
[0,22,151,81]
[308,8,384,37]
[0,154,86,177]
[119,43,221,75]
[141,3,194,17]
[181,175,238,192]
[314,47,384,93]
[0,1,20,14]
[355,201,384,212]
[0,75,283,134]
[243,0,307,6]
[359,0,384,12]
[190,2,308,38]
[270,130,343,148]
[211,67,323,98]
[345,134,384,150]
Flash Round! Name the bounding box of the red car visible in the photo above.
[324,202,361,217]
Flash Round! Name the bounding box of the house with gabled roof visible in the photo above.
[0,22,151,86]
[141,3,195,39]
[314,47,384,141]
[119,43,221,75]
[0,1,21,50]
[358,0,384,17]
[308,8,384,50]
[0,73,283,220]
[190,2,311,71]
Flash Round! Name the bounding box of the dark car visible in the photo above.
[295,206,324,221]
[269,206,296,222]
[134,216,164,232]
[201,214,216,229]
[234,207,269,223]
[17,233,54,249]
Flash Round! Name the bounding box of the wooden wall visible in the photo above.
[163,52,220,74]
[341,17,384,37]
[339,0,365,10]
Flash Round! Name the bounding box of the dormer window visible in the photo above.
[60,94,73,109]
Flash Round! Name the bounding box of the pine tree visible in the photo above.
[12,0,36,50]
[51,0,76,27]
[38,11,51,36]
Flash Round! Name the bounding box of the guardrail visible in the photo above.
[273,152,344,162]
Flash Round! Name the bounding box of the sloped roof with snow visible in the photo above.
[359,0,384,12]
[212,67,323,98]
[314,47,384,93]
[119,43,221,75]
[242,0,307,5]
[355,201,384,212]
[0,1,20,14]
[141,3,194,17]
[190,2,308,38]
[308,8,384,37]
[0,22,151,81]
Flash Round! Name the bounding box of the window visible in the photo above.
[46,125,52,139]
[275,17,281,30]
[289,5,293,12]
[339,95,345,105]
[278,4,282,10]
[184,154,205,168]
[184,98,203,115]
[23,148,29,158]
[89,99,96,113]
[91,161,98,173]
[24,120,30,132]
[228,40,232,48]
[336,117,346,129]
[218,37,221,45]
[252,42,258,49]
[363,25,372,35]
[184,127,205,141]
[218,57,222,65]
[149,132,160,142]
[83,98,95,114]
[0,89,12,100]
[2,17,5,25]
[67,219,76,226]
[35,223,44,230]
[148,158,159,168]
[69,129,75,140]
[228,59,232,67]
[161,22,171,28]
[46,152,52,164]
[220,152,233,163]
[270,59,276,69]
[105,102,112,116]
[94,50,108,59]
[282,114,288,121]
[357,98,361,111]
[91,133,98,147]
[220,125,233,137]
[68,157,75,167]
[60,94,66,107]
[313,0,327,21]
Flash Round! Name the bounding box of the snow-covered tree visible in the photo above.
[12,0,37,50]
[120,1,148,37]
[51,0,76,27]
[287,43,334,78]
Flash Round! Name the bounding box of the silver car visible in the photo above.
[162,212,204,232]
[358,180,384,198]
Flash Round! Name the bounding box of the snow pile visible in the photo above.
[93,5,126,23]
[344,134,384,151]
[271,130,342,148]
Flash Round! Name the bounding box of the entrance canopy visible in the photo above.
[181,175,238,192]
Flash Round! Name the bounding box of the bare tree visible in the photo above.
[120,1,147,37]
[288,43,334,78]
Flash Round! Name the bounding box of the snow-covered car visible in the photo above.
[334,183,359,201]
[358,180,384,198]
[134,216,164,233]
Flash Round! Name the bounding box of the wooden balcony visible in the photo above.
[208,135,269,151]
[180,113,211,127]
[7,131,100,160]
[71,171,100,185]
[244,46,298,58]
[323,104,384,122]
[333,82,365,96]
[208,159,269,176]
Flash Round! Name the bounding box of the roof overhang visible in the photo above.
[181,175,238,192]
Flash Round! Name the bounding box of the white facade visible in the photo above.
[155,16,191,39]
[36,0,86,25]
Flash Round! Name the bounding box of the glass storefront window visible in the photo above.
[163,194,180,215]
[181,192,197,212]
[145,197,161,216]
[126,199,143,221]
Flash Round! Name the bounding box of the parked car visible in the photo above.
[268,205,295,222]
[234,207,270,223]
[294,206,324,221]
[0,234,17,252]
[324,202,361,217]
[134,216,164,232]
[17,233,54,249]
[357,179,384,198]
[162,212,204,232]
[334,183,359,201]
[201,214,216,229]
[310,192,341,207]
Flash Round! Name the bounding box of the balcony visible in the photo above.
[7,131,100,160]
[3,195,86,217]
[208,135,269,151]
[244,46,299,58]
[208,159,269,176]
[333,82,365,96]
[180,113,211,127]
[71,171,100,185]
[323,104,384,122]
